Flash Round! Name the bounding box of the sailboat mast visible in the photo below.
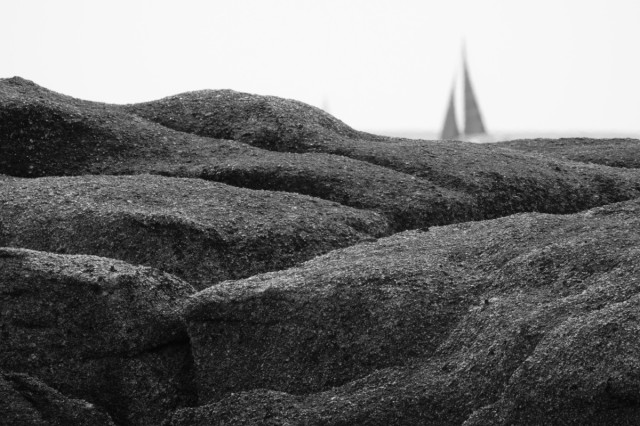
[463,48,486,135]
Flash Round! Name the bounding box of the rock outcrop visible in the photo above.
[4,77,640,233]
[0,174,389,289]
[0,371,117,426]
[496,137,640,169]
[126,88,640,220]
[3,77,640,425]
[124,89,370,153]
[0,248,196,425]
[0,77,474,231]
[182,199,640,423]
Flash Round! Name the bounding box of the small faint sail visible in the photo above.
[322,96,330,113]
[439,46,487,140]
[440,84,460,139]
[463,55,486,135]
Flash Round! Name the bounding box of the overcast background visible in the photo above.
[3,0,640,139]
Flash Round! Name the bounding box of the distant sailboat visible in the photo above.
[441,83,460,139]
[440,49,486,140]
[322,96,331,114]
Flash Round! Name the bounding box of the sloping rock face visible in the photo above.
[4,77,640,233]
[0,371,116,426]
[163,390,303,426]
[0,248,196,425]
[0,77,149,177]
[0,77,475,231]
[464,295,640,425]
[496,137,640,169]
[185,227,480,400]
[124,89,371,153]
[126,89,640,220]
[4,77,640,425]
[182,199,640,424]
[0,174,389,289]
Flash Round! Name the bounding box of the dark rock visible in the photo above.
[0,247,196,425]
[465,294,640,425]
[496,137,640,169]
[185,225,478,401]
[163,390,304,426]
[4,78,640,232]
[0,370,116,426]
[184,199,640,424]
[4,77,640,425]
[124,89,367,153]
[0,174,389,289]
[0,77,476,232]
[125,88,640,220]
[0,77,139,177]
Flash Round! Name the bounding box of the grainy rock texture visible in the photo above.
[3,77,640,425]
[0,371,116,426]
[0,77,474,231]
[4,77,640,232]
[185,227,479,400]
[0,174,389,289]
[124,89,370,153]
[0,248,196,425]
[496,137,640,169]
[182,199,640,424]
[125,88,640,220]
[463,296,640,425]
[162,390,303,426]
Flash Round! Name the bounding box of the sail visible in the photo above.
[463,57,486,135]
[440,85,460,139]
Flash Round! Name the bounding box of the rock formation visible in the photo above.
[0,174,389,289]
[0,248,196,425]
[4,77,640,232]
[0,371,117,426]
[178,199,640,424]
[2,77,640,424]
[497,137,640,169]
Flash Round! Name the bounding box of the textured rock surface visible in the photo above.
[183,199,640,424]
[0,174,389,289]
[185,227,480,400]
[464,295,640,425]
[126,88,640,221]
[162,390,303,426]
[0,77,475,231]
[497,137,640,169]
[124,89,370,153]
[4,77,640,232]
[4,77,640,425]
[0,248,196,425]
[0,371,116,426]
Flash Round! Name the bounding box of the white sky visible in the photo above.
[3,0,640,136]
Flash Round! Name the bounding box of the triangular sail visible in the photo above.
[463,57,486,135]
[440,85,460,140]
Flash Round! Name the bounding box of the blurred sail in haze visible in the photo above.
[322,96,331,114]
[463,53,486,135]
[440,47,487,140]
[440,83,460,139]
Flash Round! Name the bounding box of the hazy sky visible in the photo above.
[3,0,640,136]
